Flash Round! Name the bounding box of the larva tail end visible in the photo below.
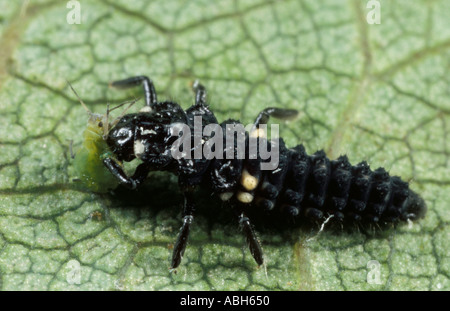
[405,190,427,221]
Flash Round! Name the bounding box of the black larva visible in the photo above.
[82,76,427,269]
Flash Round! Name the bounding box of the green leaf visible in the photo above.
[0,0,448,291]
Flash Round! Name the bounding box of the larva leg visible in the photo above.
[171,190,196,269]
[192,80,207,107]
[102,158,150,190]
[110,76,157,108]
[239,213,264,266]
[253,107,299,128]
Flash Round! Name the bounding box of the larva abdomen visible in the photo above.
[249,140,426,227]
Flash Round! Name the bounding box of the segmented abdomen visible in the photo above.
[209,128,426,227]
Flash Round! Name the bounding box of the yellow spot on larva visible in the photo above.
[250,128,266,138]
[140,106,152,113]
[240,169,259,191]
[237,191,254,203]
[219,192,234,201]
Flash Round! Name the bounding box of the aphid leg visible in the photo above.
[192,80,207,106]
[110,76,157,108]
[171,190,196,269]
[102,158,150,190]
[67,139,75,159]
[238,213,264,266]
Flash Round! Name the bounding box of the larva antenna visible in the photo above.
[108,97,140,134]
[104,99,133,137]
[108,99,137,113]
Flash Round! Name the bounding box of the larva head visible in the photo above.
[105,112,173,166]
[105,102,185,168]
[104,113,137,162]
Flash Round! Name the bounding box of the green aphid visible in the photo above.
[73,112,119,193]
[68,82,136,193]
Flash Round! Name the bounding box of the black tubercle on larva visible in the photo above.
[244,139,426,228]
[96,76,426,270]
